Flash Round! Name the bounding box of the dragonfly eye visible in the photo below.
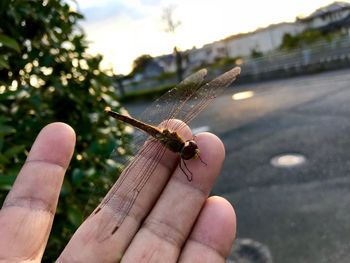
[181,140,199,160]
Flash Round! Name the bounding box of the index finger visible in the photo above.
[58,120,193,262]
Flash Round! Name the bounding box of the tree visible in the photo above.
[161,5,183,82]
[280,30,331,50]
[250,49,263,58]
[131,54,153,74]
[162,5,181,34]
[0,0,130,260]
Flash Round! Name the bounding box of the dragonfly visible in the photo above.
[92,66,241,239]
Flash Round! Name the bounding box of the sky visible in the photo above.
[73,0,350,74]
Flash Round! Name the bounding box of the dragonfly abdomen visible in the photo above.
[105,108,162,139]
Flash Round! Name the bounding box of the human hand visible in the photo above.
[0,122,236,262]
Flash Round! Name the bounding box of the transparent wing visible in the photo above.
[104,68,209,171]
[111,68,209,160]
[129,67,240,135]
[171,67,241,131]
[138,68,208,126]
[90,67,241,240]
[91,137,167,241]
[89,69,210,240]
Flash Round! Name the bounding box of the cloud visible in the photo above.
[75,0,163,24]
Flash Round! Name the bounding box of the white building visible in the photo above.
[183,22,305,69]
[154,54,176,73]
[298,1,350,31]
[224,22,305,58]
[187,41,227,68]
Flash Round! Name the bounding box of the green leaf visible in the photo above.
[0,34,21,53]
[60,179,72,197]
[71,168,84,186]
[0,125,16,136]
[67,206,83,227]
[0,153,10,164]
[0,57,9,69]
[4,145,26,158]
[0,174,16,190]
[0,0,10,15]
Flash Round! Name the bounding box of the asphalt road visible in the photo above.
[124,69,350,263]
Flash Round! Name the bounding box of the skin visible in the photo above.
[0,122,236,262]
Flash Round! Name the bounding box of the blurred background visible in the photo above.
[1,0,350,262]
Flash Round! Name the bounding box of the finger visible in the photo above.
[179,196,236,263]
[58,120,193,262]
[121,132,225,262]
[0,123,75,261]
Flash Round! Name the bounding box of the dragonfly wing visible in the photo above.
[171,67,241,130]
[91,137,167,241]
[104,67,239,207]
[90,67,240,241]
[92,70,209,230]
[108,68,209,162]
[137,68,208,129]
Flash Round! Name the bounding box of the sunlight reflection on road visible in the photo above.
[232,90,255,100]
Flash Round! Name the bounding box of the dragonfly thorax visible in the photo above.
[181,140,199,160]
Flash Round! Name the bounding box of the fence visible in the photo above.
[240,36,350,81]
[120,36,350,95]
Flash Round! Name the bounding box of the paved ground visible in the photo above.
[124,69,350,263]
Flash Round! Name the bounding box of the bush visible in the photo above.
[280,30,332,50]
[120,83,175,102]
[0,0,130,260]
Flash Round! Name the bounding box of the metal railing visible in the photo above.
[240,36,350,79]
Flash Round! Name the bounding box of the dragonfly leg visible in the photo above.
[192,135,207,166]
[198,154,207,166]
[180,159,193,181]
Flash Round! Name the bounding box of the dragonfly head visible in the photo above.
[181,140,200,160]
